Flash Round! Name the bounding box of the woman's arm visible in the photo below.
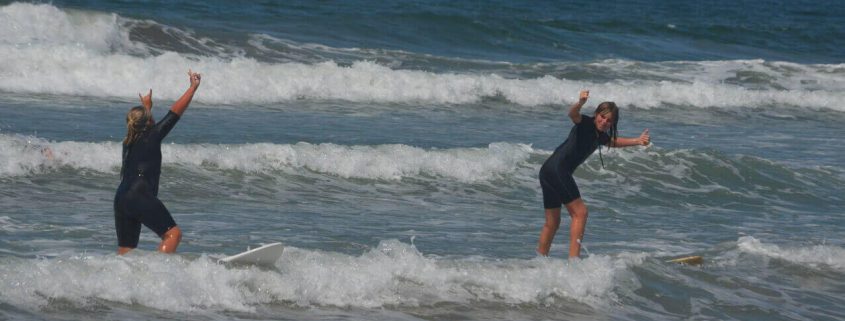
[609,129,650,147]
[170,70,201,116]
[568,90,589,124]
[139,89,152,110]
[139,89,153,125]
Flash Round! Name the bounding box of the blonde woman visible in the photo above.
[113,70,201,255]
[537,90,650,258]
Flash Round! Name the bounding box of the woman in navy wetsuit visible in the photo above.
[114,70,201,255]
[537,90,650,258]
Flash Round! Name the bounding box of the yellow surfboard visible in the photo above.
[666,255,703,265]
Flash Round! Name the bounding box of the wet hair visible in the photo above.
[594,101,619,168]
[594,101,619,144]
[123,106,150,145]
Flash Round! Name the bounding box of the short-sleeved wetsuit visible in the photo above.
[539,114,610,208]
[113,111,180,248]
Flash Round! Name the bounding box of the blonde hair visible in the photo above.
[123,106,150,145]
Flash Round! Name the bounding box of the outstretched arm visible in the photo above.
[610,129,650,147]
[170,70,201,116]
[568,90,589,124]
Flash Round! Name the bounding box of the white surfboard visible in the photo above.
[218,242,284,267]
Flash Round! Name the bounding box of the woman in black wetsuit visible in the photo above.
[537,90,650,259]
[114,70,201,255]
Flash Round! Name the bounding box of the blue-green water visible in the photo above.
[1,1,844,320]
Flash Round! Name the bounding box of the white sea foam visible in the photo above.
[2,49,842,111]
[0,3,843,111]
[170,141,535,182]
[0,240,643,311]
[0,2,137,52]
[5,133,832,192]
[737,236,845,270]
[0,134,118,177]
[0,134,535,182]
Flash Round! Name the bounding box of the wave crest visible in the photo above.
[0,240,642,311]
[737,236,845,270]
[1,4,843,111]
[0,134,534,182]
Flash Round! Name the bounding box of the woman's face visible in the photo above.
[595,111,614,132]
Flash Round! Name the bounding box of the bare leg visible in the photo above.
[564,198,588,258]
[118,247,134,255]
[157,226,182,253]
[537,207,562,256]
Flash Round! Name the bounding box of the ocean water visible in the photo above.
[1,1,844,320]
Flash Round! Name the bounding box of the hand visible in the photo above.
[639,129,650,145]
[188,69,201,88]
[139,89,152,109]
[578,90,589,105]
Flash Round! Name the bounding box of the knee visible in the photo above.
[163,226,182,241]
[568,205,588,221]
[158,226,182,254]
[572,208,588,220]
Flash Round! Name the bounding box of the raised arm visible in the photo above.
[139,89,153,110]
[139,89,153,125]
[609,129,650,147]
[568,90,589,124]
[170,70,201,116]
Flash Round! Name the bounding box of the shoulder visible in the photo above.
[576,114,595,129]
